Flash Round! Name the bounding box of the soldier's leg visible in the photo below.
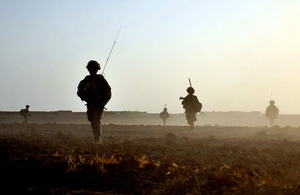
[163,118,166,126]
[190,123,194,129]
[187,111,197,129]
[87,106,94,124]
[87,106,99,142]
[188,117,194,129]
[185,112,190,125]
[22,116,28,124]
[185,111,192,129]
[91,107,104,144]
[269,118,274,126]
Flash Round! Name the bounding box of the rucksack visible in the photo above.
[20,109,25,116]
[182,95,202,112]
[195,102,202,112]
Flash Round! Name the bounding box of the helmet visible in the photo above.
[26,105,30,108]
[269,100,275,104]
[186,87,195,94]
[86,60,100,70]
[164,108,167,111]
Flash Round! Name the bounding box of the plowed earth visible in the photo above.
[1,123,300,194]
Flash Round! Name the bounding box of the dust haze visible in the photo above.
[1,111,300,193]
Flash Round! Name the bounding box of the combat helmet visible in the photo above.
[186,87,195,94]
[269,100,275,105]
[86,60,101,70]
[26,105,30,108]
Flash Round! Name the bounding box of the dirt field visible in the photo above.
[1,121,300,194]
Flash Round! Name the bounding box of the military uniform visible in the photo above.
[20,105,30,124]
[182,87,201,129]
[160,108,170,126]
[77,60,111,144]
[265,100,279,126]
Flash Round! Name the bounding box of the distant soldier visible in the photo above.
[160,107,170,126]
[77,60,111,144]
[180,87,202,129]
[20,105,30,124]
[265,100,279,126]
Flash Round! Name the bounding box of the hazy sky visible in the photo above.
[1,0,300,114]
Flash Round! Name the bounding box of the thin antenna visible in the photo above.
[271,92,273,100]
[102,26,121,75]
[188,78,192,87]
[270,86,273,100]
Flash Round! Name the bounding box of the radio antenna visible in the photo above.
[188,78,192,87]
[102,26,121,75]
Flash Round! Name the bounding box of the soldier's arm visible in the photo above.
[182,98,186,105]
[77,80,86,101]
[265,108,270,117]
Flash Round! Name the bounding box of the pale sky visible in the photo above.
[1,0,300,114]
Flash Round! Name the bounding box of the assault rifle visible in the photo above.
[179,78,205,116]
[179,78,192,100]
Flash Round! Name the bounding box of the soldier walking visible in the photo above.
[160,107,170,126]
[265,100,279,126]
[20,105,30,124]
[181,87,202,129]
[77,60,111,144]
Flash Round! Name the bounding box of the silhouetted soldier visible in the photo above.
[160,107,170,126]
[20,105,30,124]
[265,100,279,126]
[77,60,111,144]
[181,87,202,129]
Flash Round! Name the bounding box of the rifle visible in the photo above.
[179,78,192,100]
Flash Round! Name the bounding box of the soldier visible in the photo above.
[160,107,170,126]
[20,105,30,124]
[181,87,202,129]
[265,100,279,126]
[77,60,111,144]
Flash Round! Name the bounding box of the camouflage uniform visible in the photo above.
[182,87,201,129]
[265,100,279,126]
[77,60,111,144]
[159,108,170,126]
[20,105,30,124]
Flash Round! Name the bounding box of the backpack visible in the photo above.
[20,109,25,116]
[183,95,202,112]
[160,111,169,119]
[195,102,202,112]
